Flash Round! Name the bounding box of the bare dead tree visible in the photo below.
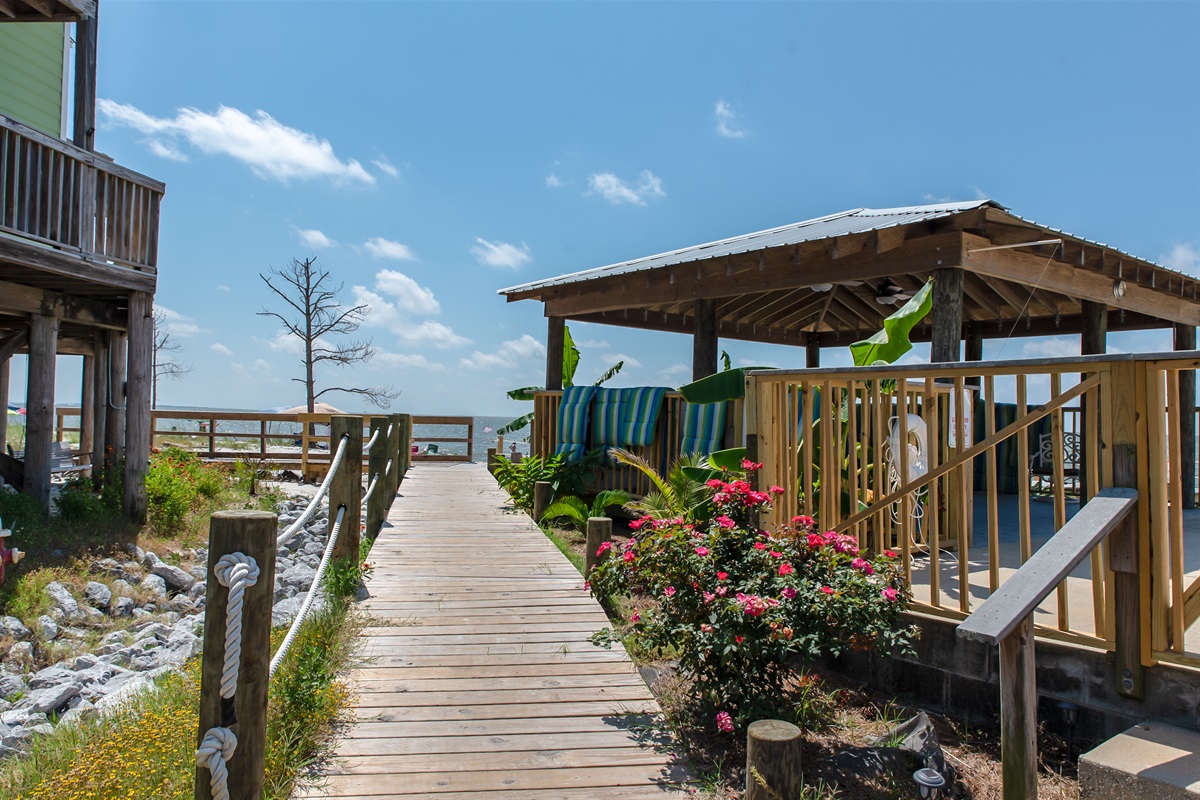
[258,257,398,411]
[152,310,192,409]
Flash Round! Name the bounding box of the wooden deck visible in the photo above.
[297,462,689,799]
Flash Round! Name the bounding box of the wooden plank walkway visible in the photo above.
[297,462,689,799]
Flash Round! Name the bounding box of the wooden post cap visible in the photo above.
[585,516,613,575]
[211,510,277,523]
[746,719,803,800]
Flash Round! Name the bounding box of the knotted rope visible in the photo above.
[195,727,237,800]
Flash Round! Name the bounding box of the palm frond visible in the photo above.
[496,411,535,436]
[608,447,671,499]
[590,489,633,518]
[540,496,588,529]
[592,361,624,386]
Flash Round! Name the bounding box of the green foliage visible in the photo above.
[540,489,633,530]
[53,475,118,522]
[609,448,711,524]
[589,464,914,729]
[144,450,224,532]
[0,489,44,530]
[322,556,363,601]
[492,451,602,512]
[678,366,770,404]
[849,279,934,366]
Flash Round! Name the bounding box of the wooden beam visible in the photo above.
[0,329,29,363]
[23,314,57,514]
[806,336,820,368]
[72,0,98,150]
[0,0,17,18]
[964,233,1200,327]
[0,279,125,328]
[20,0,54,17]
[545,315,564,391]
[122,291,151,522]
[543,232,966,318]
[0,235,156,293]
[931,267,964,363]
[572,308,807,348]
[692,298,717,381]
[999,616,1038,800]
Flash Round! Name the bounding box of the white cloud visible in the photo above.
[253,358,271,371]
[263,332,305,355]
[460,334,546,369]
[587,170,665,206]
[603,353,642,369]
[375,351,445,371]
[351,270,465,348]
[1162,242,1199,275]
[372,156,399,177]
[146,139,188,161]
[1021,336,1079,360]
[662,362,691,376]
[375,270,439,313]
[210,343,234,357]
[576,338,609,349]
[292,226,337,249]
[470,238,532,270]
[216,285,231,293]
[545,172,562,188]
[363,237,416,261]
[715,100,747,139]
[157,305,203,337]
[97,99,373,184]
[398,320,470,349]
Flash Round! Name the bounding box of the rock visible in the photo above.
[282,563,317,591]
[188,581,206,601]
[110,578,133,596]
[24,681,82,714]
[272,596,305,628]
[47,607,65,622]
[188,565,206,581]
[120,562,142,583]
[142,550,161,569]
[0,616,30,641]
[0,673,26,700]
[1,708,46,728]
[44,582,79,618]
[129,544,145,563]
[151,562,195,592]
[131,608,151,619]
[355,585,370,602]
[112,597,135,617]
[34,615,58,641]
[142,574,168,599]
[133,622,170,642]
[28,664,76,689]
[83,581,113,609]
[58,699,94,725]
[82,606,106,625]
[91,558,123,577]
[5,642,33,669]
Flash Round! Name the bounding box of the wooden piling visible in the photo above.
[123,291,153,523]
[386,414,402,498]
[745,719,803,800]
[24,313,58,514]
[365,416,388,541]
[532,481,553,523]
[195,510,277,800]
[329,416,363,566]
[585,517,612,574]
[396,413,412,484]
[999,616,1037,800]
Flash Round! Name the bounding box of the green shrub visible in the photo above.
[54,476,117,522]
[0,489,44,530]
[144,450,225,532]
[493,450,603,512]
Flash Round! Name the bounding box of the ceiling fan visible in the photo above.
[810,280,865,293]
[872,278,913,306]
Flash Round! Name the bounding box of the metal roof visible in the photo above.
[499,200,997,296]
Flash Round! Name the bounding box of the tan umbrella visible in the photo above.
[278,402,347,415]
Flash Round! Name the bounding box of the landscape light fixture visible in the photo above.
[1057,701,1081,762]
[1112,280,1127,300]
[913,767,945,800]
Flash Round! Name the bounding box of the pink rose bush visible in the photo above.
[589,461,912,727]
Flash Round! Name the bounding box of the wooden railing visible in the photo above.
[748,352,1199,674]
[1,114,163,271]
[530,391,744,496]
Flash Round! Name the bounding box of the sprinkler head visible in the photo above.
[913,767,946,800]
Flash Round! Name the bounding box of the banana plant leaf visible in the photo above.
[496,410,535,436]
[562,325,581,386]
[849,279,933,367]
[680,447,748,483]
[679,367,772,403]
[506,386,543,402]
[592,360,624,386]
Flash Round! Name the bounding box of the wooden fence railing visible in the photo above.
[747,352,1199,675]
[1,114,163,271]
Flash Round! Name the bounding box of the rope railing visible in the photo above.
[195,414,412,799]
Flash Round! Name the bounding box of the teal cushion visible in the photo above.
[592,387,668,447]
[680,401,727,457]
[554,385,597,463]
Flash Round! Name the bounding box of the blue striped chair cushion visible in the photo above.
[553,385,597,463]
[680,401,727,457]
[592,387,668,447]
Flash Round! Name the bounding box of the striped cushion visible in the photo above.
[592,387,668,447]
[554,385,597,463]
[680,401,727,457]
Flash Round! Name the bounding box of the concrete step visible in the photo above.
[1080,720,1200,799]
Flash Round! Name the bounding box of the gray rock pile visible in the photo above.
[0,495,333,757]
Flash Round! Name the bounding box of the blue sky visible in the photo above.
[10,1,1200,417]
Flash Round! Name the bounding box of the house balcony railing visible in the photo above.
[1,113,163,273]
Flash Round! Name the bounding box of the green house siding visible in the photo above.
[0,23,66,138]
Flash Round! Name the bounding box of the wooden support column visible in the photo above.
[123,292,152,523]
[329,415,363,566]
[1109,360,1143,699]
[0,356,8,451]
[692,298,718,381]
[965,323,984,387]
[365,416,388,541]
[79,356,95,466]
[999,616,1037,800]
[1176,324,1197,509]
[91,333,108,487]
[806,335,821,369]
[545,315,565,391]
[24,314,59,514]
[395,413,411,485]
[1080,302,1108,504]
[72,3,98,151]
[931,267,964,363]
[104,333,127,483]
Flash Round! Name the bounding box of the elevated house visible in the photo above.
[0,1,162,521]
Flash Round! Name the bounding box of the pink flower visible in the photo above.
[791,515,814,527]
[820,585,834,595]
[717,571,729,581]
[715,515,736,529]
[596,541,613,556]
[754,542,767,550]
[779,563,794,576]
[715,585,728,596]
[664,586,676,598]
[806,533,824,548]
[741,458,763,471]
[694,546,710,556]
[701,623,714,633]
[735,635,745,644]
[851,557,874,576]
[884,549,898,558]
[706,478,725,489]
[703,591,715,603]
[623,551,635,562]
[769,485,785,495]
[629,518,648,530]
[882,586,899,602]
[630,611,640,623]
[782,586,797,599]
[716,711,734,732]
[770,551,783,559]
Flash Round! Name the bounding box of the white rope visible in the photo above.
[363,428,380,455]
[213,553,259,700]
[269,503,347,678]
[362,473,379,505]
[387,423,394,437]
[196,727,236,800]
[385,457,393,477]
[277,434,350,547]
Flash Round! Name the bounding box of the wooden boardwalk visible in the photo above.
[298,462,689,799]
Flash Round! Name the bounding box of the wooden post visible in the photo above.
[79,355,95,466]
[692,298,718,381]
[73,2,98,151]
[124,292,152,523]
[395,413,411,486]
[365,417,388,541]
[386,414,402,496]
[745,719,803,800]
[104,333,127,483]
[931,267,964,364]
[91,333,108,488]
[0,356,8,451]
[1080,303,1108,504]
[965,322,983,387]
[806,336,821,369]
[532,481,553,523]
[24,314,58,513]
[486,447,497,474]
[195,510,277,800]
[1175,324,1196,509]
[585,517,612,575]
[329,416,363,566]
[999,616,1038,800]
[546,316,565,391]
[1109,360,1144,698]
